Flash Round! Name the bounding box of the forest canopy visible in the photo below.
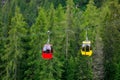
[0,0,120,80]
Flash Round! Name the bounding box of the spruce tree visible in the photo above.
[64,0,78,80]
[24,0,40,26]
[76,0,99,79]
[0,13,6,80]
[39,5,64,80]
[24,7,48,80]
[4,6,27,80]
[102,1,120,80]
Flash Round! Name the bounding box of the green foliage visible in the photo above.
[65,57,77,80]
[0,14,5,80]
[101,1,120,80]
[1,0,120,80]
[80,0,99,49]
[24,7,48,80]
[3,6,27,80]
[23,0,40,26]
[74,0,89,10]
[75,54,93,80]
[114,63,120,79]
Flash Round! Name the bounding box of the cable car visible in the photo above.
[42,31,53,59]
[81,40,92,56]
[42,44,53,59]
[81,28,93,56]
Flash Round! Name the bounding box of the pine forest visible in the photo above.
[0,0,120,80]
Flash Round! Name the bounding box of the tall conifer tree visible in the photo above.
[4,6,27,80]
[102,1,120,79]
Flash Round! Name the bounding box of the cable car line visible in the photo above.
[47,30,50,44]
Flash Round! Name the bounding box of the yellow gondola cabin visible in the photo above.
[81,40,92,56]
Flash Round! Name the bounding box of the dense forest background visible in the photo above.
[0,0,120,80]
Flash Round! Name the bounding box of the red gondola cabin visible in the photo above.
[42,44,53,59]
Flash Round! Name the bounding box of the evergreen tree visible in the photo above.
[38,5,64,80]
[102,1,120,80]
[4,6,27,80]
[52,4,66,61]
[1,0,21,79]
[0,12,6,80]
[1,0,120,80]
[82,0,99,30]
[24,7,48,80]
[64,0,78,80]
[24,0,40,26]
[76,0,99,79]
[49,4,65,80]
[75,55,93,80]
[65,0,75,60]
[65,56,77,80]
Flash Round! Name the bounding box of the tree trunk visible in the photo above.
[93,32,104,80]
